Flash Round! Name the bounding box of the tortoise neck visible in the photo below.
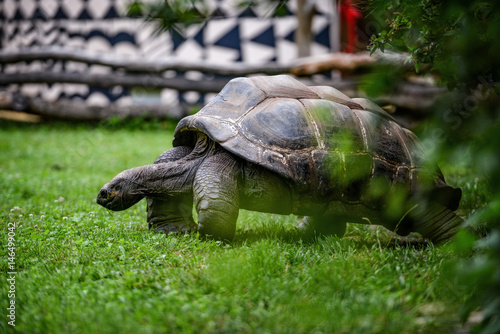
[133,134,221,198]
[129,158,199,199]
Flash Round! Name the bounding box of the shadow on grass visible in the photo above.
[152,219,433,250]
[230,223,432,250]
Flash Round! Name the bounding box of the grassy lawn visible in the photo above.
[1,121,472,333]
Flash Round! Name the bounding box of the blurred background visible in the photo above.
[0,0,334,120]
[0,0,431,123]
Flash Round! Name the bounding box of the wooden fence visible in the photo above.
[0,46,444,121]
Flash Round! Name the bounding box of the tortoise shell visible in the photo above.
[173,75,458,209]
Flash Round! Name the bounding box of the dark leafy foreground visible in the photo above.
[368,0,500,332]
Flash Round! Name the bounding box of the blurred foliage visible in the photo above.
[127,0,290,36]
[99,115,177,132]
[368,0,500,332]
[127,0,207,35]
[369,0,500,90]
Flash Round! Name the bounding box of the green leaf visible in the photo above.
[452,229,476,255]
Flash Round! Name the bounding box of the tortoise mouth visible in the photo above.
[96,187,143,211]
[96,188,115,209]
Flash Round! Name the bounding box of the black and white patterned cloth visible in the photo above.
[1,0,338,109]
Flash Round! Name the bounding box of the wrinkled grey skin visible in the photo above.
[97,134,304,241]
[97,75,463,243]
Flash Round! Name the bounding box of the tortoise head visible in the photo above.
[97,169,146,211]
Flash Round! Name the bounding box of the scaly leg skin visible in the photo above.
[409,203,463,244]
[297,215,347,238]
[147,146,197,234]
[194,153,239,242]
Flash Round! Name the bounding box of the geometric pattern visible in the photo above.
[0,0,338,110]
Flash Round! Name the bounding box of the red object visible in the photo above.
[339,0,362,53]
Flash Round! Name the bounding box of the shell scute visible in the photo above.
[351,97,397,123]
[309,86,364,110]
[261,150,290,177]
[187,116,239,143]
[288,153,314,186]
[249,75,319,99]
[239,98,317,151]
[352,109,413,166]
[199,77,266,123]
[300,99,365,152]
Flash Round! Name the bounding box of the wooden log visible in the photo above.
[0,46,414,76]
[0,91,187,120]
[291,52,415,75]
[0,78,447,122]
[0,72,229,92]
[0,110,42,123]
[0,46,289,76]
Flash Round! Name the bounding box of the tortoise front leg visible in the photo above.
[194,153,239,241]
[147,146,197,234]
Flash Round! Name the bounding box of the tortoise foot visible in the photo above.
[150,220,198,235]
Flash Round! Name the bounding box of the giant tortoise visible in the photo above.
[97,75,463,243]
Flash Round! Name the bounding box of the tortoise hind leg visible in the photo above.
[194,153,239,242]
[407,203,463,244]
[297,215,347,238]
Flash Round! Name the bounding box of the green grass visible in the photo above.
[1,121,474,333]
